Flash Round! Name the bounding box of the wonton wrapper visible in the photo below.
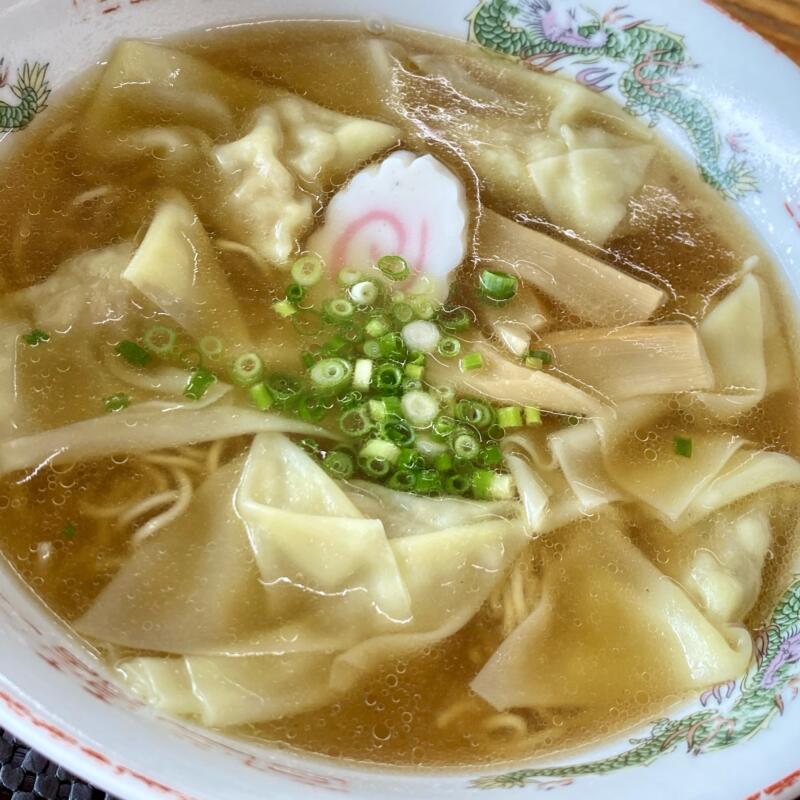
[471,515,752,710]
[123,194,249,345]
[696,273,792,420]
[213,96,399,265]
[77,434,526,725]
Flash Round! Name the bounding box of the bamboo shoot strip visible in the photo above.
[477,209,666,327]
[542,323,713,400]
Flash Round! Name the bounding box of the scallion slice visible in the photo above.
[363,339,382,359]
[184,368,216,401]
[525,356,544,370]
[401,390,439,428]
[434,452,454,473]
[291,254,325,286]
[324,298,355,323]
[479,269,518,302]
[437,336,461,358]
[310,357,353,393]
[414,469,441,495]
[353,358,374,391]
[338,266,363,287]
[266,373,301,405]
[415,434,449,459]
[529,348,553,365]
[143,325,177,358]
[402,319,440,353]
[286,283,306,304]
[497,406,523,428]
[368,396,401,422]
[377,255,410,281]
[432,415,457,439]
[472,470,515,500]
[349,280,380,306]
[478,444,504,467]
[199,336,224,360]
[249,382,274,411]
[373,362,403,394]
[103,393,130,413]
[404,363,424,381]
[323,333,350,356]
[674,435,693,458]
[451,429,480,461]
[387,470,416,491]
[22,329,50,346]
[273,299,297,318]
[445,473,472,496]
[381,418,415,447]
[525,406,542,426]
[295,393,327,423]
[438,305,474,332]
[340,406,372,437]
[455,399,494,429]
[397,448,425,471]
[232,353,265,387]
[359,438,400,476]
[323,449,355,480]
[460,352,484,372]
[378,332,406,361]
[116,340,152,368]
[365,315,391,339]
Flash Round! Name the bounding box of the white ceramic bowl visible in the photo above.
[1,1,800,798]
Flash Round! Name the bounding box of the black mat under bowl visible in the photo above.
[0,730,117,800]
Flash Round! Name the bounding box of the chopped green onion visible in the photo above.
[103,393,130,413]
[408,350,426,366]
[323,298,355,323]
[415,434,449,459]
[286,283,306,304]
[432,415,457,439]
[267,373,301,405]
[674,435,693,458]
[378,332,406,361]
[387,470,416,491]
[363,339,382,359]
[497,406,524,428]
[472,470,515,500]
[402,320,440,353]
[392,302,415,324]
[359,439,400,476]
[402,378,423,394]
[350,280,380,306]
[373,362,403,394]
[339,390,364,410]
[184,368,216,401]
[438,306,474,332]
[434,452,454,473]
[273,299,297,318]
[249,382,274,411]
[567,415,581,427]
[115,340,152,368]
[310,357,353,393]
[415,469,441,495]
[291,254,324,286]
[323,449,355,480]
[478,444,504,467]
[199,336,224,360]
[301,350,318,370]
[401,390,439,428]
[445,473,472,496]
[369,397,402,422]
[529,348,553,365]
[404,363,424,380]
[525,406,542,426]
[437,336,461,358]
[410,296,437,320]
[377,255,410,281]
[452,429,480,461]
[294,393,327,423]
[353,358,374,391]
[381,418,415,447]
[180,348,203,370]
[23,329,50,346]
[323,333,350,356]
[460,352,484,372]
[397,448,425,471]
[479,269,519,302]
[525,356,544,370]
[340,406,372,437]
[365,315,391,339]
[486,423,505,441]
[338,266,363,287]
[455,399,494,429]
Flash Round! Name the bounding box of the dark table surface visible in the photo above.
[2,1,799,799]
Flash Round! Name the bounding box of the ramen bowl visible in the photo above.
[1,1,800,799]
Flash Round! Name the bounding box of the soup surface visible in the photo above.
[0,20,799,769]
